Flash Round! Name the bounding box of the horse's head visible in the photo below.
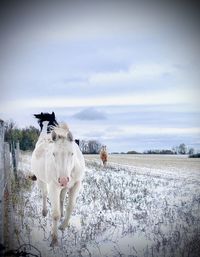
[34,112,58,133]
[101,145,107,152]
[50,124,74,186]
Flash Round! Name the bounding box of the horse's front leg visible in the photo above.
[60,187,67,218]
[48,182,61,246]
[38,180,48,217]
[59,181,81,231]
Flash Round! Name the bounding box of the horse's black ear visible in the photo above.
[52,130,57,141]
[67,131,73,142]
[34,114,40,119]
[52,112,55,118]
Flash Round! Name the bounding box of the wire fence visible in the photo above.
[0,120,41,256]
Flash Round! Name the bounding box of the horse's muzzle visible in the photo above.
[58,176,69,187]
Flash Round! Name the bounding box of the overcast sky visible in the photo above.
[0,0,200,152]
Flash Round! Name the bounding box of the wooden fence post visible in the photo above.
[0,120,15,248]
[3,142,14,249]
[4,143,11,194]
[11,142,17,179]
[14,141,20,171]
[0,119,5,245]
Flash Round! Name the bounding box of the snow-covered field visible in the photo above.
[12,153,200,257]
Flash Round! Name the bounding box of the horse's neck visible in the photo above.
[41,121,48,135]
[36,121,50,147]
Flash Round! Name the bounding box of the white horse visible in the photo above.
[31,122,85,246]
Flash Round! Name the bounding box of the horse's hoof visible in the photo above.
[42,209,48,217]
[28,175,37,181]
[50,236,58,247]
[58,224,65,231]
[58,222,69,231]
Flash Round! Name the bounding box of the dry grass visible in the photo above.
[85,154,200,173]
[3,152,200,257]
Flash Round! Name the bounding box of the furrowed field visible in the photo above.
[7,153,200,257]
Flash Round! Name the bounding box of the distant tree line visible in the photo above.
[79,140,102,154]
[3,121,198,157]
[4,121,102,153]
[113,143,197,156]
[172,143,194,155]
[141,144,195,155]
[143,144,195,155]
[127,150,140,154]
[189,153,200,158]
[4,121,40,151]
[143,149,174,154]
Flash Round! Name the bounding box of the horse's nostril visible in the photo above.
[58,176,69,187]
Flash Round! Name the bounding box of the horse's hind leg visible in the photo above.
[59,181,81,231]
[38,179,48,217]
[60,188,67,218]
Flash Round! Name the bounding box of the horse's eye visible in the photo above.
[71,153,74,156]
[53,153,55,157]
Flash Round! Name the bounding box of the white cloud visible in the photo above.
[0,89,193,114]
[89,63,175,86]
[73,107,106,120]
[71,123,200,141]
[122,126,200,136]
[98,125,200,140]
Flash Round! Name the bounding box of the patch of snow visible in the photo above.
[12,153,200,257]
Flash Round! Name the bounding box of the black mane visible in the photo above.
[33,112,80,146]
[33,112,58,133]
